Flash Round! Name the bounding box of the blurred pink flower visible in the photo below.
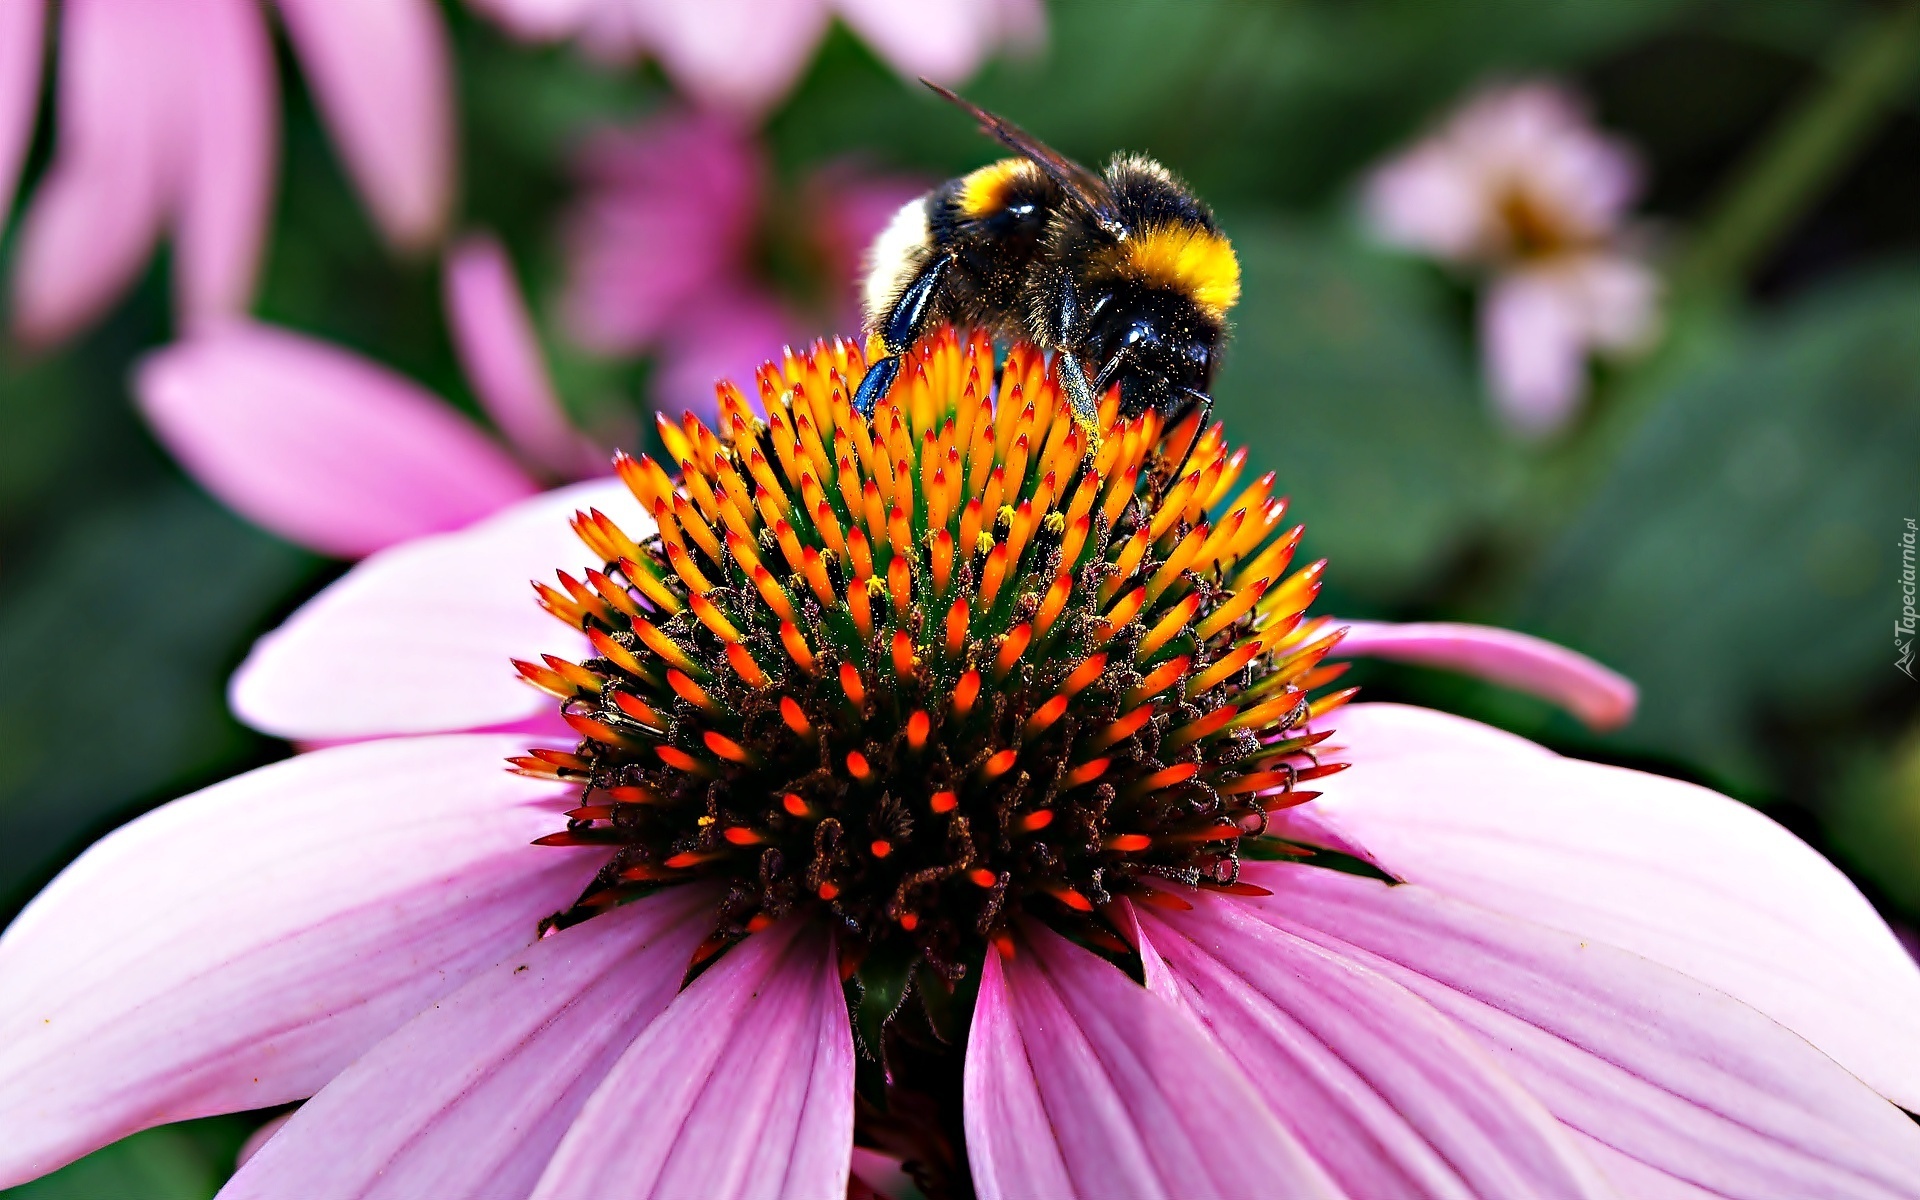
[802,157,931,319]
[1,528,1917,1193]
[0,0,454,346]
[558,108,925,422]
[467,0,1044,116]
[1364,81,1660,437]
[135,234,600,560]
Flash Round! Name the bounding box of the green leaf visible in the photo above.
[914,960,979,1049]
[0,482,316,909]
[2,1118,252,1200]
[852,941,919,1062]
[1516,264,1920,785]
[1212,218,1517,603]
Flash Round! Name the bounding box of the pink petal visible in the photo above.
[1560,252,1661,355]
[1270,701,1553,866]
[529,917,854,1200]
[559,111,764,355]
[231,478,645,743]
[226,886,715,1200]
[134,323,539,559]
[1317,700,1556,765]
[1483,267,1592,438]
[1482,253,1661,440]
[634,0,830,116]
[1310,701,1920,1111]
[653,287,793,427]
[1332,619,1638,730]
[464,0,602,41]
[0,0,45,225]
[1362,142,1495,263]
[172,0,276,327]
[1570,1133,1721,1200]
[1136,898,1605,1198]
[0,734,603,1187]
[987,0,1048,49]
[963,949,1073,1198]
[1240,865,1920,1197]
[445,233,606,479]
[566,2,649,62]
[9,0,175,345]
[1135,897,1612,1198]
[274,0,454,251]
[1453,82,1641,242]
[965,925,1341,1200]
[1367,81,1642,266]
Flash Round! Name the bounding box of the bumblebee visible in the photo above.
[857,83,1241,452]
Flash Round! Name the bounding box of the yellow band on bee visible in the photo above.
[1119,224,1241,317]
[959,158,1034,218]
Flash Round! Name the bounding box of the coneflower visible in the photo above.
[4,329,1917,1200]
[514,327,1348,977]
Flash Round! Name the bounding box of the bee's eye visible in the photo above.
[1125,321,1159,347]
[1185,343,1210,366]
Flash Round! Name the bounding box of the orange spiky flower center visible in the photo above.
[513,327,1353,979]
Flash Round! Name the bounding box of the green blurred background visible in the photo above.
[4,1,1919,1192]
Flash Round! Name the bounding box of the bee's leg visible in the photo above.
[1045,271,1104,449]
[850,356,901,419]
[1056,349,1103,443]
[852,255,951,417]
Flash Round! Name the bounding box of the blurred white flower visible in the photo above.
[1365,81,1660,437]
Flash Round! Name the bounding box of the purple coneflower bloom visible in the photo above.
[0,0,454,345]
[5,330,1916,1199]
[1364,81,1661,437]
[466,0,1042,116]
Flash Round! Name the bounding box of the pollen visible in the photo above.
[521,325,1343,978]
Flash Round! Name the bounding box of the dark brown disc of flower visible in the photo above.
[512,326,1352,980]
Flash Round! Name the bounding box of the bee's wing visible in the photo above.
[923,81,1123,235]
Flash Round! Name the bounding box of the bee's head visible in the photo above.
[1080,286,1224,420]
[1074,193,1238,420]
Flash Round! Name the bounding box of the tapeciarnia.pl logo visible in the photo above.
[1899,517,1917,679]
